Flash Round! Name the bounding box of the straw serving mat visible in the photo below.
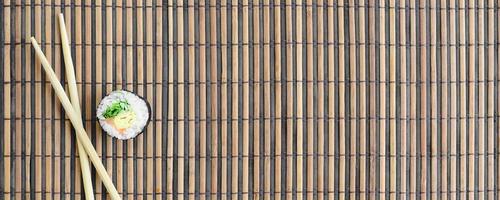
[1,0,499,199]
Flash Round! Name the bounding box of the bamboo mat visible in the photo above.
[1,0,499,199]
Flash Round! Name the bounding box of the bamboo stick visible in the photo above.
[262,0,271,198]
[220,0,228,197]
[368,0,377,198]
[30,37,121,200]
[327,0,335,199]
[188,0,196,199]
[487,0,495,198]
[241,0,250,199]
[167,0,175,199]
[273,0,282,198]
[296,0,304,198]
[439,0,448,199]
[285,1,294,199]
[338,0,346,199]
[409,0,417,198]
[399,1,408,199]
[379,0,386,197]
[348,0,357,198]
[199,0,208,198]
[33,4,43,200]
[316,1,324,199]
[177,0,186,197]
[231,0,241,198]
[419,0,428,197]
[449,0,458,199]
[359,0,367,199]
[467,0,476,199]
[458,0,467,199]
[430,0,438,199]
[57,14,95,200]
[389,1,397,199]
[209,0,219,198]
[305,0,314,199]
[399,1,407,199]
[477,0,486,198]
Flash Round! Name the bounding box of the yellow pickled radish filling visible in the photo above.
[113,110,136,131]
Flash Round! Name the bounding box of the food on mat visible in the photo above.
[97,90,150,139]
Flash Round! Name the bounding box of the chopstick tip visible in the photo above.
[30,37,37,44]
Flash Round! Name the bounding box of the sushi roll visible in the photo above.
[97,90,150,139]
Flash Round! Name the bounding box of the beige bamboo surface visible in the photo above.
[1,0,500,199]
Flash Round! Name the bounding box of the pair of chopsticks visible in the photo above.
[31,14,121,200]
[56,14,94,200]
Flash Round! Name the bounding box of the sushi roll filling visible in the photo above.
[101,100,137,133]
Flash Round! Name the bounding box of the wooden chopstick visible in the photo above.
[30,37,121,200]
[58,14,95,200]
